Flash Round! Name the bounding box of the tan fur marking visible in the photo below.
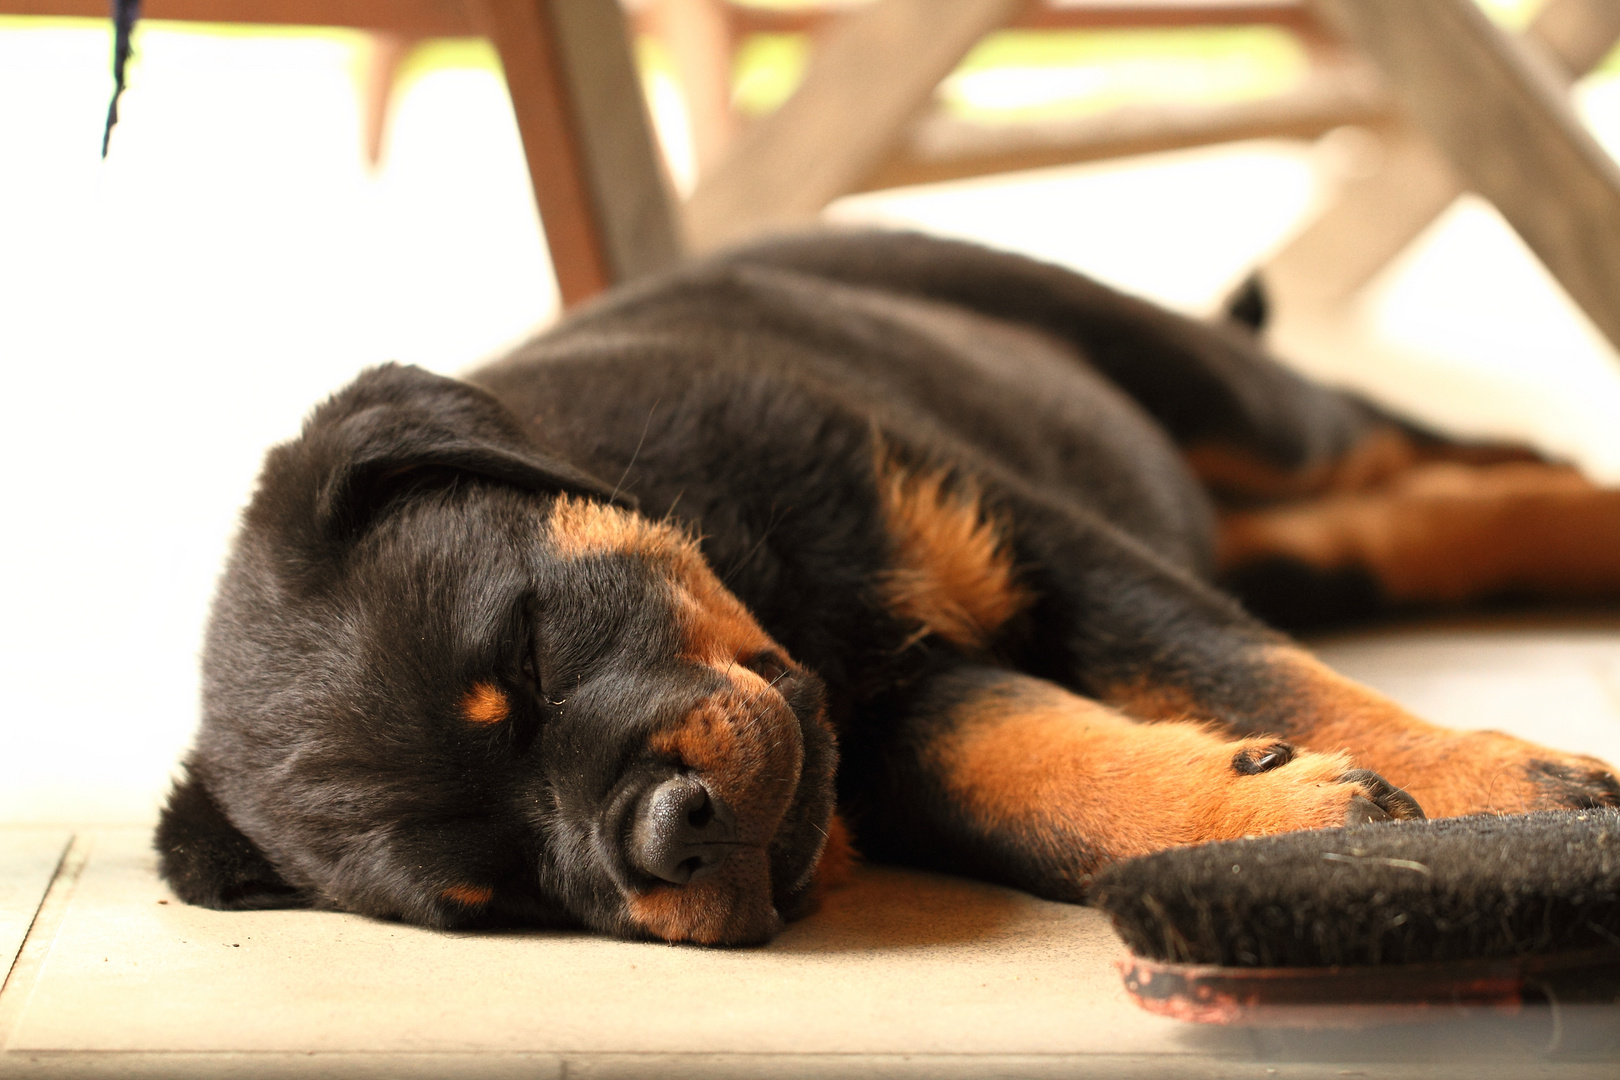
[548,495,693,562]
[1253,645,1619,818]
[1186,427,1542,505]
[460,683,510,726]
[626,813,855,943]
[809,812,857,894]
[933,676,1366,882]
[547,499,820,945]
[1103,643,1619,818]
[1218,462,1620,602]
[874,446,1030,652]
[441,883,494,907]
[1102,678,1204,725]
[649,688,803,845]
[547,496,778,667]
[625,846,781,945]
[1187,427,1421,503]
[670,569,776,670]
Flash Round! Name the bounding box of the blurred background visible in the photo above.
[3,0,1620,823]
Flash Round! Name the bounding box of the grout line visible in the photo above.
[0,834,73,998]
[0,833,93,1052]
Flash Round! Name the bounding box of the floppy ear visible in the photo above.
[266,363,631,545]
[155,769,309,911]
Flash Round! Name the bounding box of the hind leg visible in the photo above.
[998,493,1620,819]
[1179,430,1620,816]
[1211,432,1620,626]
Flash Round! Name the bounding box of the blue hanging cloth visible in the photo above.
[102,0,141,157]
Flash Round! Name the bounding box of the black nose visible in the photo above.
[628,774,737,885]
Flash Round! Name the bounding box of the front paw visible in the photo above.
[1197,739,1424,841]
[1395,732,1620,817]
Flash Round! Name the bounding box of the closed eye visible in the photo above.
[509,630,552,755]
[520,647,544,699]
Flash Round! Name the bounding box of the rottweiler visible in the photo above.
[157,231,1620,945]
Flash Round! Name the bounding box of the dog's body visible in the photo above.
[159,231,1620,945]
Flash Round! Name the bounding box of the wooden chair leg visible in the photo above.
[468,0,683,307]
[683,0,1024,253]
[1283,0,1620,348]
[638,0,739,179]
[360,32,417,169]
[1266,0,1620,313]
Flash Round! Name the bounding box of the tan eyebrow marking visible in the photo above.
[460,682,510,725]
[547,495,692,561]
[440,883,494,907]
[547,495,779,669]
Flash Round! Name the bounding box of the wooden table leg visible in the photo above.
[1266,0,1620,313]
[361,32,417,168]
[683,0,1025,253]
[468,0,683,307]
[1289,0,1620,353]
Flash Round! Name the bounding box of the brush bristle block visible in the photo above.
[1090,810,1620,969]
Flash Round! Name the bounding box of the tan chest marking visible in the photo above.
[874,447,1029,652]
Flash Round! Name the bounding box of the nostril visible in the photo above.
[687,795,714,830]
[627,774,737,885]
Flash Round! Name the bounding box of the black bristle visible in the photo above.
[1090,810,1620,968]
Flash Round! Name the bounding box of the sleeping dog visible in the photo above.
[157,231,1620,945]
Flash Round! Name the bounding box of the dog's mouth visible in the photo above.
[607,663,838,945]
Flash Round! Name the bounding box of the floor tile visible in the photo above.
[6,829,1190,1058]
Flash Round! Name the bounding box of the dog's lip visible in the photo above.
[764,670,835,912]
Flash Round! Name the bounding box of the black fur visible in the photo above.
[156,767,307,910]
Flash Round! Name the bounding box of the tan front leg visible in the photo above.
[876,667,1419,901]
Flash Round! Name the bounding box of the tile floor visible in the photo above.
[3,618,1618,1079]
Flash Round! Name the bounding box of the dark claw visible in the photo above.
[1232,741,1296,776]
[1345,794,1391,826]
[1341,768,1426,821]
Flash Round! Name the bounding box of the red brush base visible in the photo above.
[1120,947,1620,1026]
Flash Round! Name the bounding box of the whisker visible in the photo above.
[610,397,661,504]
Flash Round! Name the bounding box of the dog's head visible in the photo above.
[157,364,838,944]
